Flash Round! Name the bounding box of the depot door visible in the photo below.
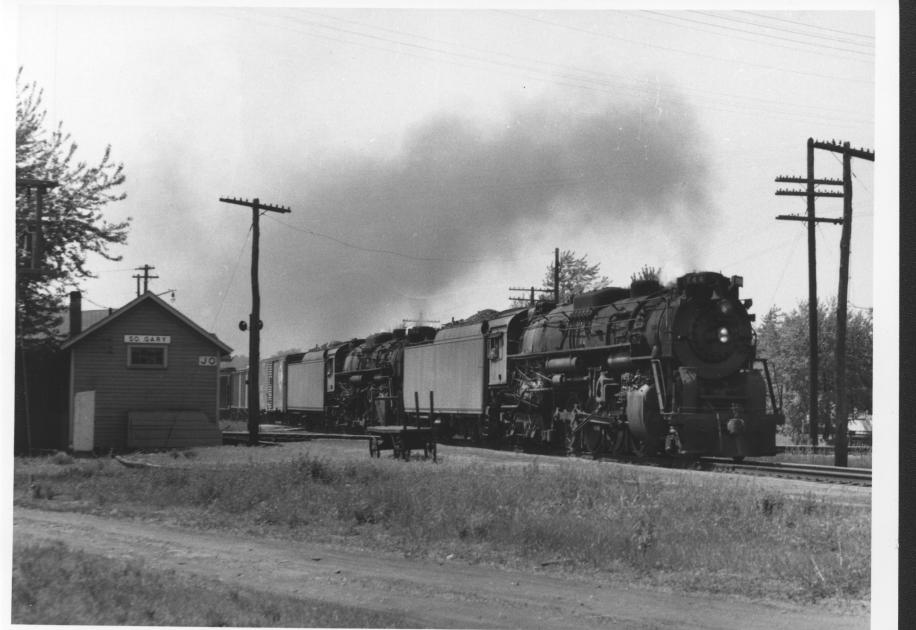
[73,390,95,451]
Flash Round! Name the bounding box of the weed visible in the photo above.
[13,541,415,627]
[14,449,870,604]
[758,494,784,516]
[50,452,74,465]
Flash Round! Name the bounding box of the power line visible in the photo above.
[737,10,875,41]
[498,10,873,83]
[265,215,521,265]
[296,8,868,123]
[640,10,873,59]
[217,9,872,128]
[298,8,868,122]
[767,229,804,309]
[211,224,253,330]
[82,295,113,310]
[688,10,875,49]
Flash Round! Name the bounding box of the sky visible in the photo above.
[9,2,887,361]
[5,0,899,621]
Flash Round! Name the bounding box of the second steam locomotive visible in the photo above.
[223,270,784,459]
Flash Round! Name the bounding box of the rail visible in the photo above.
[698,457,871,486]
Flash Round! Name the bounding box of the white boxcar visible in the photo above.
[402,321,487,416]
[286,350,326,413]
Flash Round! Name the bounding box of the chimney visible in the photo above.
[69,291,82,337]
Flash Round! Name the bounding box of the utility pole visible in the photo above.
[15,178,58,456]
[133,264,159,295]
[509,248,563,306]
[775,138,843,446]
[776,137,874,457]
[219,196,291,446]
[809,140,874,466]
[15,178,58,276]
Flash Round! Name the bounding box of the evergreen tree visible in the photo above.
[16,70,130,347]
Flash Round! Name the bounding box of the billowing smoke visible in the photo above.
[252,92,712,352]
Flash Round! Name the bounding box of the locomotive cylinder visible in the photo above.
[545,357,581,374]
[606,352,632,370]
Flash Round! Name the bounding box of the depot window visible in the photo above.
[127,345,168,369]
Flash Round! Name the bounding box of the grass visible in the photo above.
[14,444,870,605]
[12,541,415,627]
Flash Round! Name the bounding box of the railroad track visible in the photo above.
[776,444,871,455]
[222,429,369,445]
[698,457,872,486]
[222,428,872,486]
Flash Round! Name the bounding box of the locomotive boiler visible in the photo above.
[497,271,783,458]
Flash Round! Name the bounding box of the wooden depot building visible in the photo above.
[60,291,232,452]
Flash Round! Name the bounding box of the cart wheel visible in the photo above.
[391,436,401,460]
[369,437,380,458]
[402,448,411,461]
[425,441,437,462]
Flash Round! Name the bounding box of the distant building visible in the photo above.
[16,291,232,453]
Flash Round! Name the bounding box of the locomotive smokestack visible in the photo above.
[69,291,82,337]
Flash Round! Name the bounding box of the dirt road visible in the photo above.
[14,507,866,630]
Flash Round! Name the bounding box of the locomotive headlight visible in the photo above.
[718,326,730,344]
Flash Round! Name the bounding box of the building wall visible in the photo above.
[70,300,223,451]
[15,347,70,453]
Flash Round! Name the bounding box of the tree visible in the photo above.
[542,250,610,304]
[756,299,872,443]
[16,70,131,347]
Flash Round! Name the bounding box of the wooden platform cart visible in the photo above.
[366,391,437,461]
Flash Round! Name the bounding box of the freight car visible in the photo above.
[222,269,783,459]
[219,366,249,421]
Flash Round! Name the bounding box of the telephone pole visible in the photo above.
[15,178,58,456]
[509,248,562,306]
[775,137,874,457]
[133,264,159,296]
[809,140,874,466]
[775,138,843,446]
[219,196,291,446]
[16,178,58,276]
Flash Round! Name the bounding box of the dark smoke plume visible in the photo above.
[257,92,712,349]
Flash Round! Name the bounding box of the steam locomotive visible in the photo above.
[222,270,783,459]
